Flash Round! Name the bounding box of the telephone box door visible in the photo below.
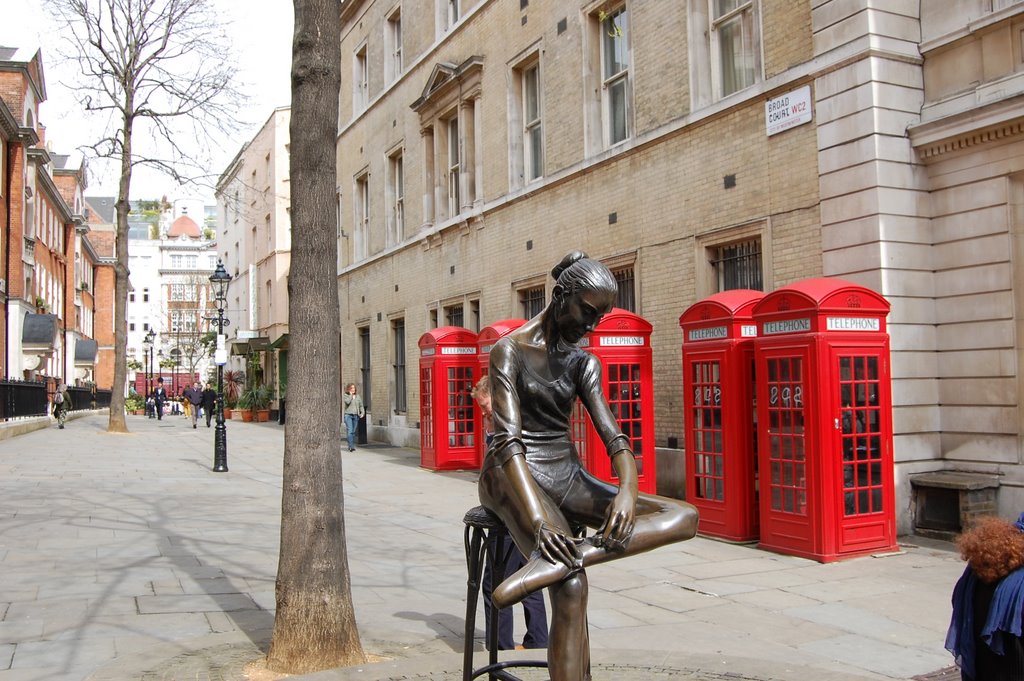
[832,345,895,555]
[476,319,527,466]
[757,346,816,556]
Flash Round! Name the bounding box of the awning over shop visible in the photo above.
[270,333,289,350]
[230,337,271,355]
[74,339,98,364]
[23,313,58,347]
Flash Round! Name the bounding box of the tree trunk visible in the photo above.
[267,0,364,673]
[108,104,135,434]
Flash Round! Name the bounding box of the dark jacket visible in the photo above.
[183,386,203,406]
[201,388,217,410]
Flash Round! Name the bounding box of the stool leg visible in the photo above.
[487,529,505,675]
[464,524,486,681]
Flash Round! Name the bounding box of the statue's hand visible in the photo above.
[597,488,637,551]
[535,520,582,569]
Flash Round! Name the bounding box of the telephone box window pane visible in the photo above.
[609,362,643,477]
[691,360,724,501]
[766,356,806,515]
[570,400,589,464]
[447,366,474,447]
[421,367,433,449]
[839,354,884,516]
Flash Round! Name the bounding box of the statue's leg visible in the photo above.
[493,472,699,607]
[547,570,589,681]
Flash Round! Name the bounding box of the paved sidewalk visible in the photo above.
[0,413,964,681]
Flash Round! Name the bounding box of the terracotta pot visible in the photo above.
[223,408,233,419]
[255,409,270,422]
[240,409,254,422]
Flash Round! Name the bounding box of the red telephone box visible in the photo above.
[679,289,764,542]
[475,319,527,466]
[418,326,479,471]
[570,309,657,494]
[752,278,896,562]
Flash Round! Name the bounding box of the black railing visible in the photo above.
[0,380,48,420]
[68,386,111,411]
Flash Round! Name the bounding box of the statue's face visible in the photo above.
[556,288,614,344]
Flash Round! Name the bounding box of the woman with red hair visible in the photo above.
[946,513,1024,680]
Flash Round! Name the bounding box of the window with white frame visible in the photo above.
[386,7,403,84]
[170,310,197,333]
[354,43,369,114]
[523,60,544,182]
[392,317,407,413]
[354,171,369,260]
[601,6,630,146]
[387,149,404,246]
[0,137,5,198]
[446,115,461,216]
[448,0,459,26]
[170,283,197,301]
[711,0,758,98]
[412,57,481,223]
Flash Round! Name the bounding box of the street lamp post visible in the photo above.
[208,261,232,473]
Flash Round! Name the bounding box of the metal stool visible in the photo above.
[463,505,548,681]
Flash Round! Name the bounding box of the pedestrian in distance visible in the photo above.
[52,382,72,429]
[342,383,364,452]
[153,378,167,420]
[201,382,217,428]
[183,382,203,429]
[472,375,548,651]
[946,513,1024,681]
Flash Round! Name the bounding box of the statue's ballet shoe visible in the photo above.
[492,555,578,609]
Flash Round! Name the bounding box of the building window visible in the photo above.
[523,61,543,182]
[359,327,372,410]
[447,115,461,217]
[470,298,480,332]
[170,283,197,301]
[170,310,197,333]
[130,292,136,303]
[520,286,545,319]
[711,238,763,291]
[445,303,464,327]
[143,288,150,303]
[387,149,404,246]
[171,254,183,268]
[412,57,482,223]
[613,265,635,312]
[448,0,459,26]
[354,171,369,260]
[386,8,403,83]
[354,43,369,114]
[711,0,758,98]
[393,318,407,413]
[129,322,136,331]
[601,6,630,146]
[143,322,150,331]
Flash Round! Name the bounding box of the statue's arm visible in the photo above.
[488,339,578,566]
[577,354,638,546]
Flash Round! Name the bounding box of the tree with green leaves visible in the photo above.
[44,0,243,432]
[265,0,365,673]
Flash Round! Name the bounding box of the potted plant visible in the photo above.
[239,384,271,422]
[125,393,145,415]
[236,387,255,422]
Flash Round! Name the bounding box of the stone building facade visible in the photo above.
[215,107,292,406]
[327,0,1024,533]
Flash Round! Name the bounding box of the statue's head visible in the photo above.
[549,251,617,344]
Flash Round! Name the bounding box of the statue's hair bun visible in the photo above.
[552,251,588,281]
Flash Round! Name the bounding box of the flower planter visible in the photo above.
[240,409,254,422]
[255,409,271,422]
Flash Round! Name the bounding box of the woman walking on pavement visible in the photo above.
[343,383,364,452]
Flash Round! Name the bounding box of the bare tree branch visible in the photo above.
[44,0,246,433]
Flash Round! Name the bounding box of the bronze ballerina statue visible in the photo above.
[479,252,699,681]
